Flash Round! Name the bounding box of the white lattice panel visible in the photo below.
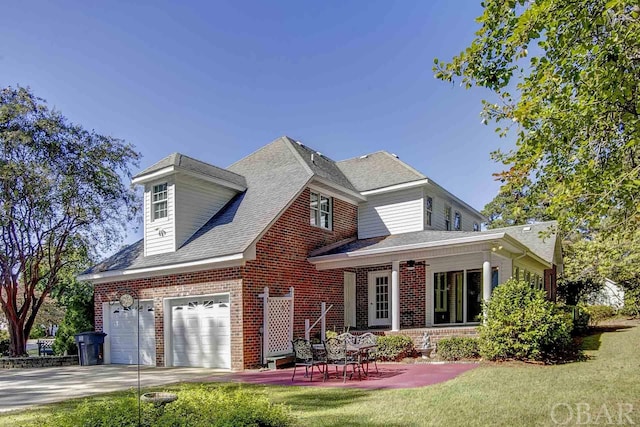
[267,297,293,355]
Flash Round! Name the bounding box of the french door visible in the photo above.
[368,271,391,326]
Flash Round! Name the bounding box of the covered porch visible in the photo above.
[308,226,556,332]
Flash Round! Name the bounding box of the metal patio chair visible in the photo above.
[291,338,326,382]
[324,337,360,382]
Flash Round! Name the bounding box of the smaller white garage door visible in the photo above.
[170,294,230,369]
[108,301,156,366]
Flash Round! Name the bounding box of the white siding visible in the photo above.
[144,178,176,256]
[358,188,424,239]
[174,175,237,248]
[425,190,483,232]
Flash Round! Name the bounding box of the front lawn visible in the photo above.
[3,320,639,426]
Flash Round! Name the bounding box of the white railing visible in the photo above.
[304,302,333,342]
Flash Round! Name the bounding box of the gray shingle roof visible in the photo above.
[489,221,558,264]
[88,136,370,274]
[313,221,558,264]
[134,152,247,189]
[336,151,426,192]
[287,138,358,192]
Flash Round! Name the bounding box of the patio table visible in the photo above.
[346,343,376,379]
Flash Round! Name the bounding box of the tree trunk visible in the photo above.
[7,315,28,357]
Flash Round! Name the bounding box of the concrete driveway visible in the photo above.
[0,365,226,413]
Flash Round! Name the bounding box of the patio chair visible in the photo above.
[356,333,379,374]
[336,332,356,345]
[291,338,326,382]
[324,337,360,382]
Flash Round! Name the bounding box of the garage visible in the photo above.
[107,300,156,365]
[168,294,231,369]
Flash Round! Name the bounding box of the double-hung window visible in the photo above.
[310,191,332,230]
[444,206,452,230]
[425,196,433,227]
[454,211,462,230]
[152,183,168,220]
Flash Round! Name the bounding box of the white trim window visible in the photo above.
[310,191,332,230]
[434,272,447,313]
[152,183,168,220]
[425,196,433,227]
[454,211,462,230]
[444,206,452,230]
[473,222,480,232]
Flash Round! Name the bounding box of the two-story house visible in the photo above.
[80,136,561,371]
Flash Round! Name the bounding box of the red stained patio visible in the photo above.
[212,363,478,389]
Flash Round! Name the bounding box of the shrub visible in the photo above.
[29,325,46,339]
[375,335,414,361]
[54,282,94,355]
[437,336,480,361]
[0,338,9,357]
[559,305,590,334]
[325,330,338,339]
[45,385,295,427]
[621,286,640,318]
[583,305,616,326]
[0,329,8,341]
[478,279,574,362]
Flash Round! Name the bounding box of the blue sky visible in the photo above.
[1,1,511,244]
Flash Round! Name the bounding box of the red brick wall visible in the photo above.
[354,262,427,329]
[241,188,358,367]
[94,187,358,370]
[94,269,244,370]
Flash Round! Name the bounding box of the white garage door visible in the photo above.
[109,301,156,365]
[170,294,230,369]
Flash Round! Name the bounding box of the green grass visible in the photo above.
[3,321,640,427]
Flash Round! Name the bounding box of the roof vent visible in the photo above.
[391,153,399,158]
[359,155,368,159]
[522,226,532,232]
[311,153,315,164]
[295,140,304,146]
[316,151,322,157]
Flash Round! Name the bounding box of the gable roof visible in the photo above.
[336,151,426,192]
[84,136,354,276]
[134,152,247,189]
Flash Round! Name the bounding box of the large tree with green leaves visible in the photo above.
[0,86,139,356]
[435,0,640,236]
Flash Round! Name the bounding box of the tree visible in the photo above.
[435,0,640,237]
[0,86,139,356]
[52,279,94,355]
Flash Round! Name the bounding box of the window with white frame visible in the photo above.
[454,211,462,230]
[152,183,168,220]
[444,206,452,230]
[434,272,448,312]
[310,191,332,230]
[473,222,480,232]
[425,196,433,227]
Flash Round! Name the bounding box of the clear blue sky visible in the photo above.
[1,0,512,244]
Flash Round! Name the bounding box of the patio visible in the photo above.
[214,362,478,389]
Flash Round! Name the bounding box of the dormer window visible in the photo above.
[310,191,332,230]
[152,183,168,220]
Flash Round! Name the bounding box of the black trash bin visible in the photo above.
[74,332,107,366]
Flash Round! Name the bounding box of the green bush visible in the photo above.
[53,282,94,356]
[621,286,640,318]
[437,336,480,361]
[44,385,295,427]
[559,305,590,334]
[375,335,415,361]
[0,329,8,341]
[478,279,574,362]
[29,325,46,339]
[583,305,616,326]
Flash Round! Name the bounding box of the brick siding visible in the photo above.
[94,187,358,370]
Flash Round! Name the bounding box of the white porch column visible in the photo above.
[482,258,492,322]
[391,260,400,331]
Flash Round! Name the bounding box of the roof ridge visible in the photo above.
[173,152,246,180]
[281,137,314,176]
[336,150,389,163]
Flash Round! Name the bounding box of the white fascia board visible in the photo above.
[308,232,508,264]
[132,166,176,185]
[78,252,248,284]
[310,177,366,202]
[360,179,430,196]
